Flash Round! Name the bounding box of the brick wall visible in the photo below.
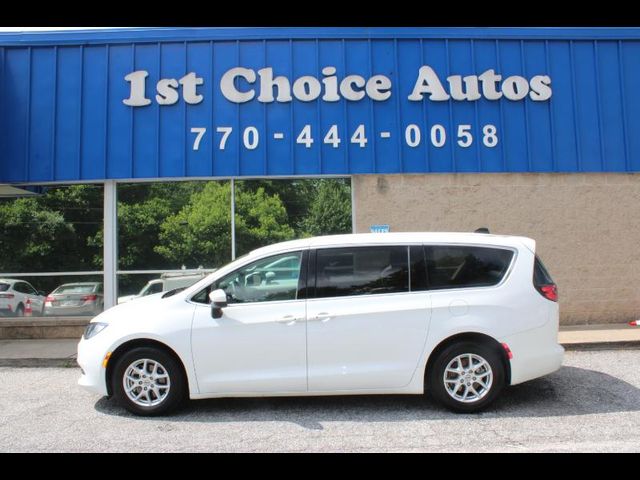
[352,173,640,325]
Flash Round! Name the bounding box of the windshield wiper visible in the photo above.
[161,287,187,299]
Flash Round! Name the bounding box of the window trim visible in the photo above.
[187,242,519,305]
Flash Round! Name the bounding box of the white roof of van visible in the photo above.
[249,232,535,258]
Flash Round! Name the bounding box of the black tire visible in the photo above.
[428,341,505,413]
[14,304,24,317]
[111,347,187,416]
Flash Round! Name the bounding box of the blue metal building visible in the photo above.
[1,27,639,323]
[1,27,640,184]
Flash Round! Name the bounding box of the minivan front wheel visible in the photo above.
[112,347,186,416]
[429,342,504,413]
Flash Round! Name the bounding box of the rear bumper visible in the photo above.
[45,304,101,316]
[510,342,564,385]
[501,326,564,386]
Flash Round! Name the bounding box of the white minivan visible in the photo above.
[77,232,564,416]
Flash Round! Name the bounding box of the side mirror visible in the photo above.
[208,289,227,319]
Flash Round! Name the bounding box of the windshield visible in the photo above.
[54,284,97,294]
[141,282,163,296]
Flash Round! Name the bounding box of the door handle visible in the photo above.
[313,312,333,323]
[277,315,301,325]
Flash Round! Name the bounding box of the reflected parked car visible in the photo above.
[0,278,46,317]
[44,282,104,317]
[117,271,211,304]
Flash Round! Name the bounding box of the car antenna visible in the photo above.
[474,227,490,234]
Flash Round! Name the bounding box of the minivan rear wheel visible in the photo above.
[428,341,504,413]
[111,347,186,416]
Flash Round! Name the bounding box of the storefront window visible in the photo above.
[0,184,104,317]
[115,178,352,302]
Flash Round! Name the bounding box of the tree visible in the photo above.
[155,182,295,268]
[239,179,316,236]
[300,179,352,236]
[0,197,76,272]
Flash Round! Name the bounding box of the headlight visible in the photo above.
[84,322,108,340]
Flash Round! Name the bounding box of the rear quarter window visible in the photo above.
[533,255,554,285]
[426,245,514,290]
[0,283,10,292]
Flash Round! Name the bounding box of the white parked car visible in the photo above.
[77,232,564,416]
[0,279,46,317]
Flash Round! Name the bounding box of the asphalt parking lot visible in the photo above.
[0,349,639,452]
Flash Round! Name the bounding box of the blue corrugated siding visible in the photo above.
[1,28,640,183]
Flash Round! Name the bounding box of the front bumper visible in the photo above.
[77,336,109,396]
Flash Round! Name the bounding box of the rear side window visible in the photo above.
[13,283,29,294]
[426,245,514,290]
[315,246,409,298]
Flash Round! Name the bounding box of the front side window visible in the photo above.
[426,245,514,290]
[315,246,409,298]
[193,251,303,305]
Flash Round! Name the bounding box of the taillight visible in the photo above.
[45,296,55,304]
[536,284,558,302]
[82,294,98,302]
[0,293,15,299]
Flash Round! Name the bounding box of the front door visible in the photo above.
[190,250,308,394]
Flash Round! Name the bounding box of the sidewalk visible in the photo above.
[1,324,639,367]
[558,323,640,350]
[0,339,79,367]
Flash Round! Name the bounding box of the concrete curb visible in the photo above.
[0,357,77,368]
[561,341,640,351]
